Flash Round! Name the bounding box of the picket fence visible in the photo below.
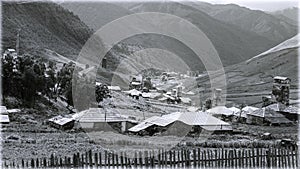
[2,148,299,168]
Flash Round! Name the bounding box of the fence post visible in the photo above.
[104,150,107,166]
[173,150,176,167]
[144,150,148,167]
[59,157,63,167]
[296,148,299,168]
[112,151,115,166]
[181,149,184,167]
[234,149,237,168]
[120,151,124,167]
[116,152,119,167]
[139,151,143,167]
[266,149,271,168]
[95,152,98,167]
[21,159,25,168]
[99,152,102,167]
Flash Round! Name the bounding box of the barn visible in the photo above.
[76,108,138,132]
[129,112,232,136]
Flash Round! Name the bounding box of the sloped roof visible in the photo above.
[123,89,141,96]
[187,106,200,112]
[181,97,192,104]
[207,106,233,116]
[249,108,286,118]
[128,121,154,132]
[7,109,21,113]
[265,104,280,111]
[274,76,289,81]
[75,108,138,123]
[229,107,240,113]
[248,108,292,124]
[0,106,7,114]
[108,86,121,91]
[0,115,10,123]
[48,115,74,126]
[129,112,231,132]
[142,92,151,98]
[242,106,259,112]
[282,106,300,114]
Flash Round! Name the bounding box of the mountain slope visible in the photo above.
[195,35,299,106]
[185,1,297,44]
[272,7,299,23]
[61,2,132,31]
[2,2,93,58]
[63,1,278,68]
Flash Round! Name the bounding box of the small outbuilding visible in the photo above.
[48,115,75,130]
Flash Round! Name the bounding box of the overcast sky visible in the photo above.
[197,0,299,11]
[54,0,299,12]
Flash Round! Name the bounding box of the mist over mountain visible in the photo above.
[272,7,299,23]
[62,1,280,70]
[184,1,298,44]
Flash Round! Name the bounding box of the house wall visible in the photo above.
[162,121,193,136]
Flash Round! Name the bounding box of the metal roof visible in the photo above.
[274,76,289,81]
[265,104,280,111]
[0,115,10,123]
[282,106,300,114]
[242,106,259,112]
[229,107,240,113]
[207,106,234,116]
[249,108,286,118]
[48,115,74,126]
[129,111,231,132]
[108,86,121,91]
[76,108,137,123]
[128,122,154,132]
[0,106,8,114]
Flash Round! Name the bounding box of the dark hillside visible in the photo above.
[2,2,92,58]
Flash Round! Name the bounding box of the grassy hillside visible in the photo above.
[2,2,92,58]
[193,35,299,107]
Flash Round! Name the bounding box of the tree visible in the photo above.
[95,84,110,104]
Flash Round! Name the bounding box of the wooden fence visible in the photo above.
[2,148,299,168]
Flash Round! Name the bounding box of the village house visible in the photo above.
[76,108,138,133]
[276,105,299,122]
[128,111,232,136]
[206,106,234,122]
[0,106,10,124]
[246,107,293,126]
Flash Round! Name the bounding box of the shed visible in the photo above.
[48,115,74,130]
